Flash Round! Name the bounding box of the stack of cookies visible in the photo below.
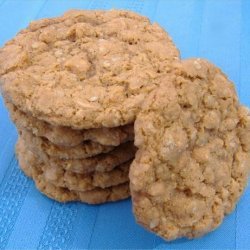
[0,10,179,204]
[10,102,136,204]
[2,9,249,241]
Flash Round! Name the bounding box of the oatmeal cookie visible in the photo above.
[130,59,250,240]
[0,10,179,129]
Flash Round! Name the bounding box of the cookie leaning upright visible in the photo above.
[130,59,250,240]
[0,9,179,129]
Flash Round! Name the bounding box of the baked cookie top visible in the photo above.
[0,10,179,129]
[130,59,250,240]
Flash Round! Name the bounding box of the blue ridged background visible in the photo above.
[0,0,249,249]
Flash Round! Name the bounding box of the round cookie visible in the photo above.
[19,129,115,160]
[7,102,134,147]
[16,139,130,191]
[0,10,179,129]
[23,137,136,174]
[130,59,250,240]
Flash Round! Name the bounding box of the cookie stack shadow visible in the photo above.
[8,102,136,204]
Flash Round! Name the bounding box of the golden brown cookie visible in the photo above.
[19,129,115,160]
[8,102,134,147]
[0,10,179,129]
[130,59,250,240]
[16,139,130,191]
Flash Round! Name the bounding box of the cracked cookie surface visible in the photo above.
[130,59,250,240]
[0,10,179,129]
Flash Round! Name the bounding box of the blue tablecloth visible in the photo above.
[0,0,249,249]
